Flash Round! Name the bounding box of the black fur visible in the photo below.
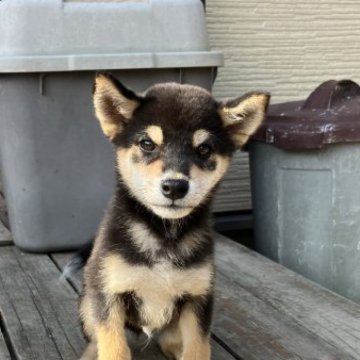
[95,183,214,268]
[194,292,214,336]
[63,239,94,278]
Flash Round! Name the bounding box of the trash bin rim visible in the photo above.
[0,51,224,73]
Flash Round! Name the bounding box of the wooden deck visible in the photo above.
[2,188,360,359]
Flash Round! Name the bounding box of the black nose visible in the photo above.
[161,179,189,200]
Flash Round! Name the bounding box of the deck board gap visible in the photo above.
[0,309,18,360]
[212,333,243,360]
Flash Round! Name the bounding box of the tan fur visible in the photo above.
[116,146,166,212]
[179,305,211,360]
[94,74,139,140]
[117,147,164,193]
[129,220,161,255]
[189,155,230,203]
[231,133,250,147]
[192,129,211,148]
[159,304,211,360]
[145,159,164,178]
[146,125,164,146]
[80,293,96,338]
[219,93,268,147]
[97,306,131,360]
[159,321,183,360]
[80,290,130,360]
[101,254,213,332]
[97,122,120,141]
[178,229,210,258]
[117,145,136,167]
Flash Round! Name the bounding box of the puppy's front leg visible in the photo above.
[179,297,212,360]
[97,305,131,360]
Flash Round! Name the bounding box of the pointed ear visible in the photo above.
[219,92,270,148]
[93,73,142,141]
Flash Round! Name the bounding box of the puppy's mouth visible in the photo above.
[152,203,193,210]
[149,202,195,219]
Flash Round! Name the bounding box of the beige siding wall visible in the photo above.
[208,0,360,211]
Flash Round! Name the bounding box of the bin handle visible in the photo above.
[302,79,360,111]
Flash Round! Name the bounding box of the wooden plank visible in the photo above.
[0,331,11,360]
[0,247,85,360]
[51,253,236,360]
[214,233,360,360]
[214,271,358,360]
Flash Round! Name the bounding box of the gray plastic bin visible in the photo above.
[0,0,223,252]
[249,80,360,302]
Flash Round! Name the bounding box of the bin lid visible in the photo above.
[252,79,360,150]
[0,0,223,73]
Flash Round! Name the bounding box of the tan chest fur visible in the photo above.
[101,254,213,331]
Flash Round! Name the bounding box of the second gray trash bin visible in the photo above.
[0,0,223,252]
[249,79,360,302]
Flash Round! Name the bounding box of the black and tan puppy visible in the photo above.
[79,73,269,360]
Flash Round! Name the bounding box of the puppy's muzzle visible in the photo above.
[161,179,189,200]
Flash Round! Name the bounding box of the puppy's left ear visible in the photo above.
[219,92,270,148]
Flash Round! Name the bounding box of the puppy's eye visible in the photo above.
[139,139,156,152]
[197,144,213,158]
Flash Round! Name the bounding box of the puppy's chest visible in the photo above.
[102,255,213,330]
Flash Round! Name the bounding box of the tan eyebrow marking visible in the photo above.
[192,129,211,148]
[145,125,164,145]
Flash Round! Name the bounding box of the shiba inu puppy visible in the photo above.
[79,73,269,360]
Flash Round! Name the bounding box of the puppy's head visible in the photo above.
[93,73,269,219]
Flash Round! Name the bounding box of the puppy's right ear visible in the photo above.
[93,73,142,141]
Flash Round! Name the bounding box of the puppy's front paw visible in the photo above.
[79,342,97,360]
